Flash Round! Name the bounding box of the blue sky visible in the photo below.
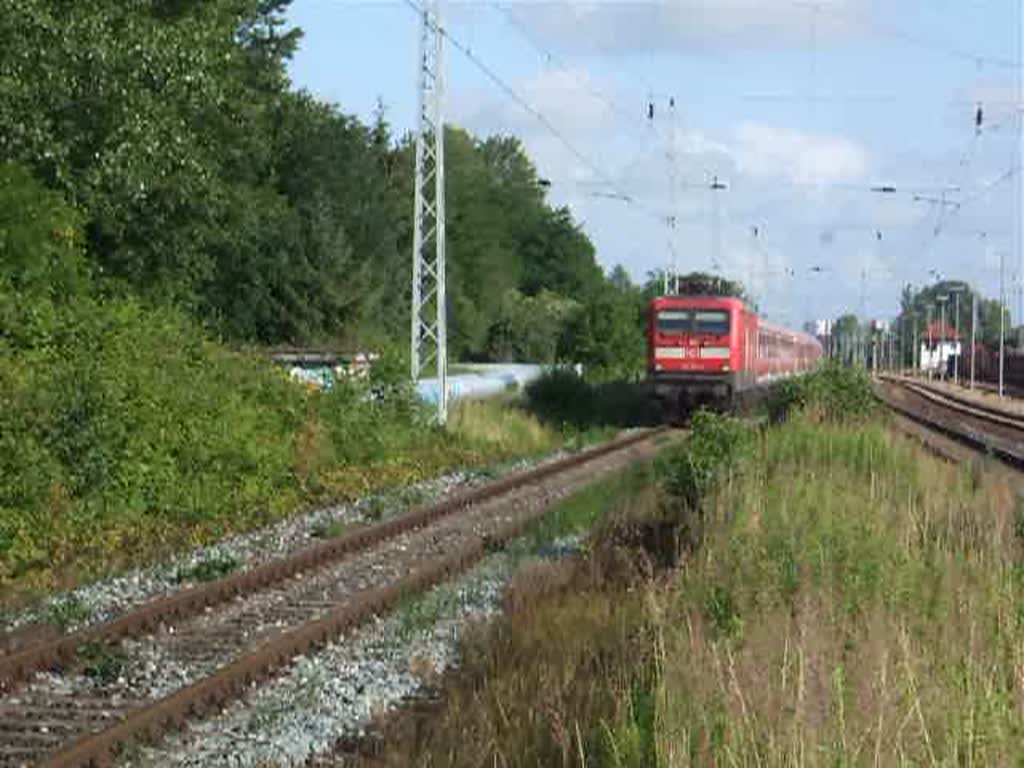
[286,0,1022,327]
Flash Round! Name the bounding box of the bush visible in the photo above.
[655,410,754,513]
[0,289,565,589]
[525,369,660,429]
[524,369,596,427]
[0,171,572,594]
[0,163,89,298]
[769,361,878,423]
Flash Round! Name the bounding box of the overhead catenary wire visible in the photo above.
[794,0,1022,70]
[488,2,651,136]
[401,0,668,219]
[390,0,1018,314]
[487,0,690,228]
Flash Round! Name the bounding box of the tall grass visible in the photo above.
[370,410,1024,767]
[648,416,1024,767]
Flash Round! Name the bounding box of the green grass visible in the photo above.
[370,403,1024,767]
[636,415,1024,767]
[512,462,656,557]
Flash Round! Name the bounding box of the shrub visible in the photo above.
[0,163,89,298]
[655,410,754,513]
[769,361,878,423]
[525,369,659,429]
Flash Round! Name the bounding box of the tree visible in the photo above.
[898,281,1007,350]
[486,289,578,364]
[562,281,646,380]
[0,163,88,299]
[0,0,298,307]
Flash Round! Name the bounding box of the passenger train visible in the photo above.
[647,295,823,419]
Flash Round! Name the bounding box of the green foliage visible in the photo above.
[0,272,566,591]
[310,519,362,540]
[486,289,578,363]
[174,555,240,584]
[770,361,878,422]
[0,0,296,306]
[78,640,127,684]
[42,595,91,629]
[1,3,623,356]
[561,279,646,380]
[0,163,89,297]
[524,369,660,429]
[656,411,755,511]
[899,280,1006,352]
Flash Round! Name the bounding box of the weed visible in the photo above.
[370,409,1024,767]
[41,595,91,629]
[78,640,127,685]
[656,410,754,513]
[702,584,742,640]
[769,360,878,423]
[525,369,661,429]
[360,497,389,523]
[174,555,240,584]
[310,519,362,540]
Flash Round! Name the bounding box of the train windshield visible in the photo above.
[656,310,693,335]
[694,310,730,335]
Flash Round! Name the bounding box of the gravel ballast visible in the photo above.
[121,549,539,767]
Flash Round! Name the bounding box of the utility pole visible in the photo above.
[1000,248,1006,397]
[410,0,448,424]
[926,305,934,379]
[950,287,964,386]
[1017,271,1023,348]
[953,291,959,384]
[970,290,977,390]
[667,97,679,294]
[913,313,919,375]
[937,295,948,380]
[710,176,727,270]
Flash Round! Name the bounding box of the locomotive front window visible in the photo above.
[656,310,692,335]
[694,310,730,335]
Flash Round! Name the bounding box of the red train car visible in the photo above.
[647,295,822,417]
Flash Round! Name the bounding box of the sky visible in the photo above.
[285,0,1023,327]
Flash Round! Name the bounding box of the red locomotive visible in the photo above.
[647,295,822,417]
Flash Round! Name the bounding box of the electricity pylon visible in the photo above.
[410,0,448,424]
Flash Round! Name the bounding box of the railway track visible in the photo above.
[0,428,667,768]
[876,376,1024,468]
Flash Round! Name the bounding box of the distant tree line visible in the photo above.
[0,0,645,378]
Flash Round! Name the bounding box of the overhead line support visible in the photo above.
[411,0,448,424]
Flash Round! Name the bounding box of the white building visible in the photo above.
[919,322,961,375]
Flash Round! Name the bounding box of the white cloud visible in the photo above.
[499,0,867,55]
[731,122,870,184]
[454,66,622,185]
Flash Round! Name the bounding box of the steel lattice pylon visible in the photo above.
[411,0,448,424]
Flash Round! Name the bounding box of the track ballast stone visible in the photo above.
[121,552,522,767]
